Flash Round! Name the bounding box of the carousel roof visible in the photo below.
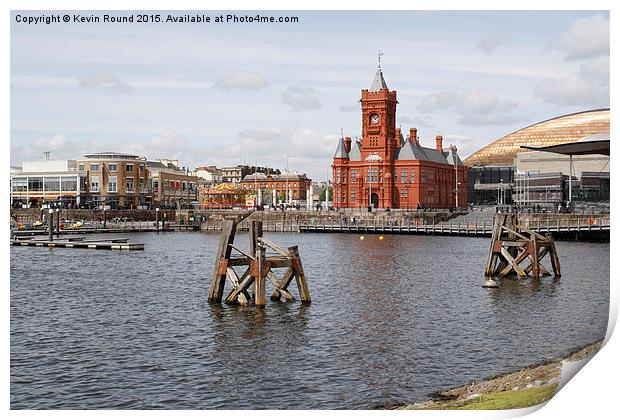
[204,183,245,194]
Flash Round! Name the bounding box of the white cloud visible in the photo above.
[281,86,322,112]
[213,71,268,90]
[474,32,512,54]
[561,14,609,60]
[579,56,610,86]
[147,130,188,158]
[417,91,521,126]
[78,73,132,94]
[11,133,76,164]
[398,115,434,128]
[239,128,286,142]
[339,102,359,112]
[533,72,608,107]
[457,113,525,126]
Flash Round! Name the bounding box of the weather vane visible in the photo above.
[378,50,384,69]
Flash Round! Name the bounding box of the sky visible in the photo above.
[10,10,610,181]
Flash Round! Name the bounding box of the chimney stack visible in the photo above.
[344,136,352,153]
[410,128,418,145]
[435,135,443,152]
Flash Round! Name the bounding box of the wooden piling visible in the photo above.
[289,245,311,303]
[484,213,561,282]
[208,219,310,307]
[254,246,266,307]
[48,209,54,242]
[208,219,237,302]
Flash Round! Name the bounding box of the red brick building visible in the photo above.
[332,65,467,210]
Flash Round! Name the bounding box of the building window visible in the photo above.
[108,176,118,193]
[126,163,134,172]
[12,177,27,192]
[61,177,77,192]
[28,177,43,192]
[91,176,100,192]
[350,169,358,182]
[400,168,408,183]
[351,190,356,202]
[367,168,380,182]
[78,164,84,171]
[108,163,118,172]
[44,177,60,192]
[412,169,416,183]
[126,177,135,193]
[400,189,408,198]
[90,163,100,171]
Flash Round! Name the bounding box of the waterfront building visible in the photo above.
[464,110,610,207]
[221,165,281,185]
[147,159,198,208]
[10,160,88,208]
[194,166,222,186]
[239,172,312,207]
[332,63,467,210]
[77,152,151,209]
[464,109,609,167]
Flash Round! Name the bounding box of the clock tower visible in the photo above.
[360,63,398,162]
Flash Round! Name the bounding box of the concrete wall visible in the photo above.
[22,160,77,173]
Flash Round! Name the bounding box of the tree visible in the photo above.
[319,186,332,201]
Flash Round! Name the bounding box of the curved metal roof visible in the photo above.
[463,109,610,166]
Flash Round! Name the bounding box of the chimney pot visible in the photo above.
[436,135,443,152]
[410,128,419,145]
[344,136,352,153]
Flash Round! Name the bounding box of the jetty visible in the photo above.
[10,237,144,250]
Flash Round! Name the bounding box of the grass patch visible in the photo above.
[439,384,558,410]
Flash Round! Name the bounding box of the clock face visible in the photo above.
[370,114,380,124]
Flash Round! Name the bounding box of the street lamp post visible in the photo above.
[500,178,504,206]
[455,159,459,209]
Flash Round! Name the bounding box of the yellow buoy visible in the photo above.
[359,235,365,240]
[379,236,384,241]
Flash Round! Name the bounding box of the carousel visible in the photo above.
[199,183,247,209]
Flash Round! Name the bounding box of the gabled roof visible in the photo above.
[333,137,349,159]
[349,141,362,161]
[369,68,388,92]
[396,140,455,164]
[396,140,430,161]
[422,147,450,164]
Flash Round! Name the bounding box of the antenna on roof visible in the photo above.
[43,151,51,160]
[377,50,384,69]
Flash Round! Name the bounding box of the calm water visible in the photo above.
[10,232,609,409]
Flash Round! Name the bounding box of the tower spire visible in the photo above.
[377,49,383,69]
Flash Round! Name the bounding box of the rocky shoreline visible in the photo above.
[396,341,603,410]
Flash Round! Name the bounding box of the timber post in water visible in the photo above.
[484,213,561,282]
[208,219,311,306]
[48,209,54,242]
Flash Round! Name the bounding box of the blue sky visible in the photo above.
[10,10,610,180]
